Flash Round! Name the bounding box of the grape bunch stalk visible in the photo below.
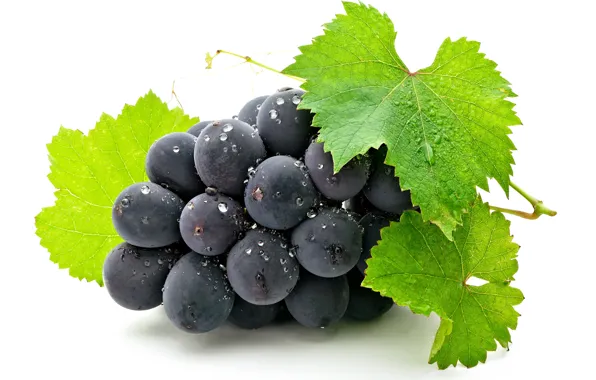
[103,87,406,331]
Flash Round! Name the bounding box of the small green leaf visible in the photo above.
[35,91,198,286]
[283,1,521,238]
[362,200,524,369]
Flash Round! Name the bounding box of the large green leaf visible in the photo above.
[283,1,521,238]
[363,200,524,369]
[35,91,198,285]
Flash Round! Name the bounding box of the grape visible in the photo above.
[291,208,362,278]
[102,242,185,310]
[145,132,206,201]
[112,182,185,248]
[187,120,212,137]
[228,297,281,329]
[179,192,247,256]
[256,88,315,157]
[237,95,268,127]
[194,119,267,198]
[163,252,234,333]
[304,141,370,201]
[345,269,393,321]
[363,161,413,215]
[226,229,299,305]
[284,271,349,328]
[244,155,318,230]
[356,212,391,274]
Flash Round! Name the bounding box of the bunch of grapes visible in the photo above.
[103,87,416,332]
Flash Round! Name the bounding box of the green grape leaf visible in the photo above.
[35,91,198,286]
[283,1,521,238]
[362,200,524,369]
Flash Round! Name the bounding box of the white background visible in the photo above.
[0,0,593,379]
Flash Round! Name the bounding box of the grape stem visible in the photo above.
[489,181,557,220]
[207,50,305,82]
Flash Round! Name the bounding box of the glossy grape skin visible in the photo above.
[244,156,318,230]
[179,192,247,256]
[226,229,299,305]
[363,162,413,215]
[102,242,185,311]
[237,95,268,127]
[163,252,234,333]
[256,88,315,157]
[345,269,393,321]
[356,212,391,274]
[228,297,281,329]
[284,271,349,328]
[304,141,370,201]
[145,132,205,201]
[112,182,185,248]
[187,120,212,137]
[291,208,362,278]
[194,119,267,198]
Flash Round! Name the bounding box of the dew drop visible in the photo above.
[232,144,238,152]
[121,198,130,207]
[223,147,228,153]
[280,258,287,265]
[292,95,301,105]
[276,97,285,105]
[201,260,209,267]
[321,223,327,229]
[172,146,180,153]
[301,181,307,187]
[256,103,262,110]
[257,240,265,247]
[218,202,228,213]
[223,124,234,132]
[269,109,278,119]
[422,142,435,165]
[294,160,302,167]
[219,133,228,141]
[245,248,252,255]
[280,241,287,249]
[204,135,210,142]
[141,216,149,224]
[205,247,213,253]
[317,164,324,170]
[307,209,317,218]
[295,197,304,206]
[275,118,282,125]
[262,254,270,262]
[144,260,151,267]
[284,267,289,273]
[140,185,150,195]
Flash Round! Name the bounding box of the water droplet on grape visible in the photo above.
[231,144,238,152]
[317,164,324,170]
[257,240,264,247]
[296,197,304,206]
[140,185,150,195]
[307,209,317,218]
[321,224,327,229]
[276,97,285,105]
[275,118,282,125]
[280,258,287,265]
[172,146,180,153]
[245,248,252,255]
[219,133,228,141]
[256,103,262,110]
[206,187,217,196]
[223,124,234,132]
[269,109,278,119]
[141,216,149,224]
[292,95,301,105]
[121,198,130,207]
[204,135,210,142]
[218,202,228,213]
[144,260,151,267]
